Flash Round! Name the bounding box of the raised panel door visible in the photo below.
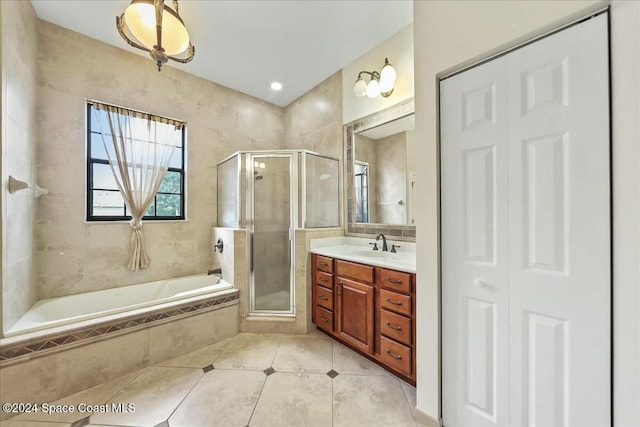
[336,277,374,354]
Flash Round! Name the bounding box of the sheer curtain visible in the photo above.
[93,102,183,271]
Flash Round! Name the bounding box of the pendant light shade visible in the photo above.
[117,0,195,71]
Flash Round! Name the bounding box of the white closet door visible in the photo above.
[442,13,610,427]
[506,14,610,426]
[441,58,510,427]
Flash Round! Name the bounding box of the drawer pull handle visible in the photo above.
[386,349,403,360]
[337,282,343,295]
[385,298,403,306]
[318,295,329,301]
[386,278,403,284]
[319,262,329,267]
[319,316,329,323]
[385,321,402,331]
[320,277,328,282]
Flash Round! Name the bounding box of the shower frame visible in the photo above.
[217,150,341,317]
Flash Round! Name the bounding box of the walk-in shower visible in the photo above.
[217,150,340,316]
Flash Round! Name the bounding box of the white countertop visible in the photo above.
[309,237,416,274]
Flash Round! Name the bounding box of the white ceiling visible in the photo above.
[31,0,413,107]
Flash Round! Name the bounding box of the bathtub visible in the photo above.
[3,273,234,340]
[0,274,240,414]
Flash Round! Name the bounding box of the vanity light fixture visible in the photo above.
[116,0,195,71]
[353,58,397,98]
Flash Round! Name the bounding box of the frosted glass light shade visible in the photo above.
[124,1,190,56]
[366,79,381,98]
[354,78,367,97]
[380,61,396,84]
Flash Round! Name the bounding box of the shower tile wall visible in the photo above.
[1,0,39,331]
[34,21,285,299]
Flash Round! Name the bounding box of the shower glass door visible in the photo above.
[250,154,295,315]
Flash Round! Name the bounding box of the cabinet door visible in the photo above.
[336,278,374,354]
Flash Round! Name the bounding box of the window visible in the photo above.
[354,161,369,223]
[86,103,186,221]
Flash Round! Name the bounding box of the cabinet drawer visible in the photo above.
[336,260,374,283]
[315,306,334,332]
[315,255,333,273]
[315,271,333,289]
[380,309,412,346]
[380,336,412,376]
[380,269,411,294]
[316,285,334,311]
[380,289,412,316]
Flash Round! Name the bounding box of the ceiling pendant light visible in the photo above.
[116,0,195,71]
[353,57,396,98]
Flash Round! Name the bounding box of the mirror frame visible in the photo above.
[344,98,416,241]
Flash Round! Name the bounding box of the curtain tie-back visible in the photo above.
[130,219,144,231]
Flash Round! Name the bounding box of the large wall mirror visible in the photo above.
[344,98,415,240]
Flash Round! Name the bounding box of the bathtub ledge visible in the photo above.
[0,288,239,367]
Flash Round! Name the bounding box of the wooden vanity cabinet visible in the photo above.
[312,255,335,333]
[335,261,375,354]
[311,254,416,385]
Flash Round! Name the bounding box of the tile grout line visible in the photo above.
[163,338,236,424]
[246,370,269,426]
[85,368,149,425]
[246,335,282,426]
[162,367,208,424]
[332,340,335,427]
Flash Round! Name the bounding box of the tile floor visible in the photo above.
[3,331,418,427]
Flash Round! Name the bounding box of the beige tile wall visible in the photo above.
[1,0,39,332]
[34,21,285,300]
[375,131,407,224]
[284,72,343,160]
[0,304,239,420]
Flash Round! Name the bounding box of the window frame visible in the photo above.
[86,102,186,222]
[354,160,369,223]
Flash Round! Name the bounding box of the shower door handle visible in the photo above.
[250,232,254,273]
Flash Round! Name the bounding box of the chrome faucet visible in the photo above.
[376,233,389,252]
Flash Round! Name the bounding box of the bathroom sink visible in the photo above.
[348,250,389,259]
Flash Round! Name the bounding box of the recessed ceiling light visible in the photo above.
[270,82,283,91]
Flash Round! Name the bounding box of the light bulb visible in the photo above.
[366,79,381,98]
[354,77,367,97]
